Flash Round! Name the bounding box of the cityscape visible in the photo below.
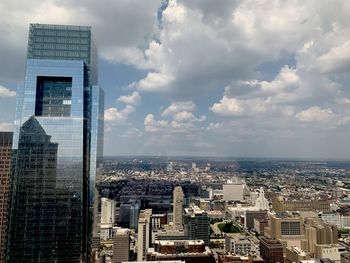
[1,1,350,263]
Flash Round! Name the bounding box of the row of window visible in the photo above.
[33,29,89,38]
[33,43,90,51]
[31,36,90,44]
[32,50,90,58]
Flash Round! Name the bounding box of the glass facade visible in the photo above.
[6,24,104,262]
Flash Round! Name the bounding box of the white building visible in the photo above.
[321,212,350,229]
[100,223,113,240]
[255,187,269,211]
[315,244,346,262]
[223,182,244,201]
[101,197,116,224]
[225,234,252,255]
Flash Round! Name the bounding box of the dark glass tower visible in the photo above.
[6,24,104,262]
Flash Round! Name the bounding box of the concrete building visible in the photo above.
[101,197,116,224]
[321,213,350,229]
[315,244,346,262]
[223,182,244,201]
[285,246,311,263]
[137,209,152,261]
[152,214,167,230]
[259,237,284,263]
[100,223,113,240]
[218,253,264,263]
[200,199,211,211]
[264,213,306,249]
[185,205,210,245]
[173,186,184,230]
[0,132,12,263]
[272,197,331,212]
[305,219,338,255]
[244,210,268,229]
[225,234,252,255]
[146,240,216,263]
[253,217,269,235]
[112,228,130,263]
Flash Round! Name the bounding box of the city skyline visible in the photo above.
[1,1,350,158]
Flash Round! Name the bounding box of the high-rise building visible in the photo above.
[101,197,116,224]
[5,24,104,262]
[113,228,130,263]
[173,186,184,230]
[259,237,284,263]
[0,132,12,263]
[130,202,141,230]
[185,205,210,245]
[137,209,152,261]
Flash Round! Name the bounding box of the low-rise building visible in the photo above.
[147,240,216,263]
[225,234,252,255]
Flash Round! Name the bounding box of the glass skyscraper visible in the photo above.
[5,24,104,262]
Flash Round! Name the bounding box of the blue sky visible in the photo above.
[1,0,350,158]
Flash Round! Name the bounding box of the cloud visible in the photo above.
[0,0,161,81]
[144,114,169,132]
[104,105,135,124]
[117,91,141,106]
[210,96,271,116]
[0,85,16,97]
[336,98,350,105]
[317,41,350,74]
[295,106,334,122]
[0,122,12,131]
[173,111,206,122]
[162,101,196,116]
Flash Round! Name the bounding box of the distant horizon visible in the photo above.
[103,154,350,162]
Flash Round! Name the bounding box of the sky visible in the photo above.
[1,0,350,159]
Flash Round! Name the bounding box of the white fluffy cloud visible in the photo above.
[162,101,196,117]
[104,105,135,124]
[117,91,141,106]
[173,111,205,122]
[0,0,161,81]
[295,106,334,123]
[0,85,16,97]
[144,114,169,132]
[210,96,271,116]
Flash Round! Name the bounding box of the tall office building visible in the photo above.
[0,132,12,263]
[5,24,104,262]
[112,228,130,263]
[101,197,116,224]
[173,186,184,230]
[185,205,210,245]
[137,209,152,261]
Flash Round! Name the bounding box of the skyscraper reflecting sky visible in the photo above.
[6,24,104,263]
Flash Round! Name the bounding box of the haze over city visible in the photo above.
[1,0,350,158]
